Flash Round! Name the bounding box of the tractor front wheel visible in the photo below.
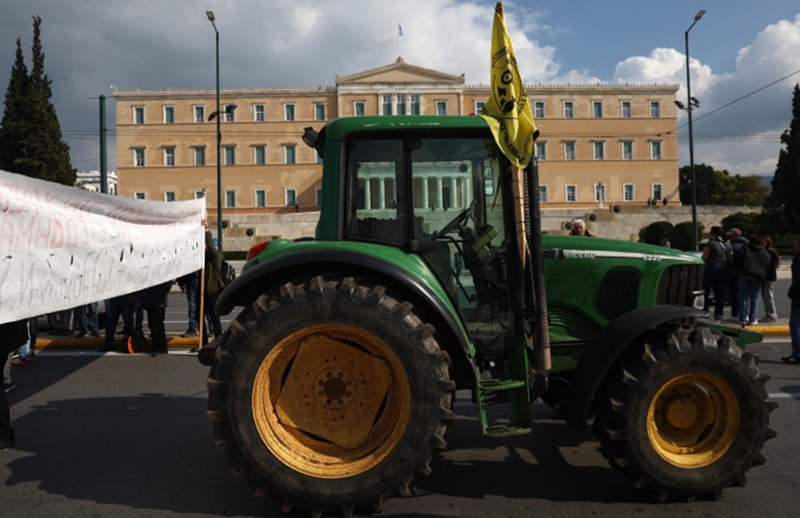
[207,275,455,515]
[593,326,776,501]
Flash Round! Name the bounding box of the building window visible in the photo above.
[595,183,606,203]
[474,100,485,113]
[285,189,297,206]
[254,104,265,122]
[564,141,576,160]
[593,141,605,160]
[650,141,662,160]
[316,188,323,206]
[435,101,447,115]
[650,100,661,118]
[566,184,577,202]
[134,192,145,200]
[284,103,295,121]
[194,147,206,166]
[563,101,574,118]
[193,105,205,123]
[652,184,663,201]
[163,147,175,167]
[354,101,365,116]
[133,148,145,167]
[224,145,235,165]
[621,100,632,118]
[533,100,544,119]
[410,94,421,115]
[315,150,323,164]
[225,190,236,208]
[163,105,174,124]
[592,100,603,118]
[538,185,548,202]
[622,141,633,160]
[255,189,266,207]
[254,145,266,165]
[535,141,547,160]
[224,105,235,122]
[623,183,634,201]
[382,95,392,115]
[287,144,299,165]
[395,95,406,115]
[194,190,205,199]
[133,106,144,125]
[314,103,326,121]
[165,191,176,202]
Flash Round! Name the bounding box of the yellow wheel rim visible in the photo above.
[251,323,411,479]
[647,372,740,468]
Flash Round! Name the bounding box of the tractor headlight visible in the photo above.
[691,290,705,311]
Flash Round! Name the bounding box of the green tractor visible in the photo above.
[203,116,775,516]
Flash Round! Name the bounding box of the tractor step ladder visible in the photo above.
[476,377,532,437]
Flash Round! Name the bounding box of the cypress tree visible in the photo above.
[0,16,74,185]
[764,84,800,234]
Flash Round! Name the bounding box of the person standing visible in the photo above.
[760,236,780,322]
[569,219,593,237]
[141,280,174,356]
[733,234,771,325]
[783,237,800,364]
[100,293,134,353]
[727,228,747,319]
[1,319,29,450]
[178,271,200,337]
[203,231,225,345]
[701,226,732,321]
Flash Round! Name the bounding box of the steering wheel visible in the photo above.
[432,200,476,239]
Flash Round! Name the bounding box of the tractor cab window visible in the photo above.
[410,137,515,349]
[344,139,403,244]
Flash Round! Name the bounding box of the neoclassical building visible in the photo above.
[114,57,680,220]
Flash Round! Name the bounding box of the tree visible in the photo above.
[679,164,767,206]
[0,16,74,185]
[639,221,674,245]
[764,84,800,234]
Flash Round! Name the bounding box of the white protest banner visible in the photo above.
[0,170,206,324]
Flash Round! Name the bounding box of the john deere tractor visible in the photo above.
[202,116,775,516]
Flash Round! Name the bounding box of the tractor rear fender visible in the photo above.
[563,305,706,434]
[215,247,474,380]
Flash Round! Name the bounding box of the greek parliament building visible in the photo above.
[113,58,680,247]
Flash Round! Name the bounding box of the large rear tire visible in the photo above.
[593,326,777,501]
[207,275,455,516]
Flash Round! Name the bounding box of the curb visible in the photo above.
[35,336,200,351]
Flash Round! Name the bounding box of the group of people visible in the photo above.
[701,227,779,326]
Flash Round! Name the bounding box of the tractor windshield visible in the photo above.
[343,134,517,349]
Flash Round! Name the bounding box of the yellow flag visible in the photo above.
[479,2,538,168]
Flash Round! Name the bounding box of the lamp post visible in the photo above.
[206,10,223,253]
[685,9,705,252]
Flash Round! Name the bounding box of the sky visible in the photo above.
[1,0,800,178]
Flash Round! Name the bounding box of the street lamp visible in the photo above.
[685,9,705,252]
[206,10,223,253]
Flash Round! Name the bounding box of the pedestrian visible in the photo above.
[760,236,780,322]
[727,228,747,319]
[177,271,200,337]
[203,231,225,345]
[100,293,135,353]
[1,319,29,450]
[141,280,174,356]
[55,307,72,336]
[732,234,771,325]
[701,226,732,321]
[75,302,99,338]
[660,235,671,248]
[783,236,800,364]
[569,219,593,237]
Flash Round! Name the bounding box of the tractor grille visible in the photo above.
[597,266,640,321]
[657,264,703,307]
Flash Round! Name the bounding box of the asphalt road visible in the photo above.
[2,337,798,518]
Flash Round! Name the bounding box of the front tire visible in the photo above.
[207,275,455,515]
[593,326,777,501]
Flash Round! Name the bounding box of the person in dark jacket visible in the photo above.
[783,236,800,364]
[203,231,225,345]
[1,319,29,449]
[140,280,174,356]
[733,235,772,325]
[701,226,732,321]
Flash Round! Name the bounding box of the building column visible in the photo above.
[363,177,371,210]
[436,176,444,210]
[378,177,386,210]
[421,176,429,209]
[450,177,458,209]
